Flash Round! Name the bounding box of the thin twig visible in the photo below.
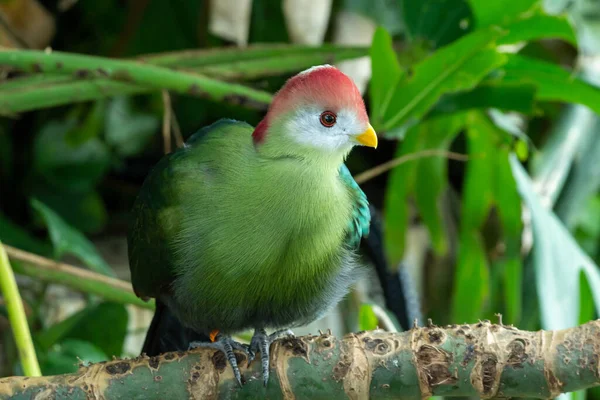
[0,243,40,376]
[5,245,133,292]
[353,150,470,185]
[7,245,152,309]
[162,90,172,154]
[170,105,185,148]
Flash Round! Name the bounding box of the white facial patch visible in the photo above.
[284,106,364,152]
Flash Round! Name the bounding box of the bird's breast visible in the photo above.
[169,160,356,331]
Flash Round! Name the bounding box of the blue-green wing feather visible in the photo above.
[339,164,370,249]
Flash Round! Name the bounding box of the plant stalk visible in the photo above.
[4,245,153,310]
[0,243,41,377]
[0,50,273,111]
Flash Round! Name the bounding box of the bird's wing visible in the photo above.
[127,119,248,299]
[127,152,181,299]
[339,164,371,249]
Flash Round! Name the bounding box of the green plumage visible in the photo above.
[128,119,370,336]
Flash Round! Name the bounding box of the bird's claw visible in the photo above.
[248,328,295,386]
[188,335,249,386]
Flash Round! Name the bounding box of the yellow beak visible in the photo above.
[355,124,378,148]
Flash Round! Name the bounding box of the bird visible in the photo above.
[127,64,378,386]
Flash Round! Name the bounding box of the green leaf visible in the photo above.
[462,113,496,228]
[414,114,465,254]
[554,121,600,230]
[65,100,106,146]
[40,339,108,376]
[579,271,595,325]
[494,147,523,246]
[383,123,426,264]
[452,229,490,323]
[432,83,537,117]
[501,258,523,325]
[29,188,107,234]
[467,0,575,45]
[369,27,405,129]
[40,302,129,358]
[452,112,498,322]
[460,112,523,323]
[36,309,88,351]
[511,156,600,329]
[467,0,536,27]
[384,114,465,262]
[487,108,532,145]
[499,11,576,46]
[32,118,111,193]
[381,27,507,133]
[30,198,115,277]
[500,55,600,114]
[573,196,600,254]
[358,303,379,331]
[105,97,159,157]
[494,147,523,324]
[0,212,52,256]
[515,139,529,161]
[64,302,129,357]
[529,104,598,216]
[400,0,474,47]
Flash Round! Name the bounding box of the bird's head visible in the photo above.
[252,65,377,161]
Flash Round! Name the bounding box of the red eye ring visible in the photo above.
[320,111,337,127]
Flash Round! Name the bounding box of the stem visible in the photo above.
[0,50,273,110]
[354,150,470,184]
[0,79,146,115]
[4,245,153,310]
[170,110,185,148]
[135,44,367,67]
[161,90,172,154]
[0,243,41,377]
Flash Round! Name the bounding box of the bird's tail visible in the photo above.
[362,205,422,330]
[141,299,209,356]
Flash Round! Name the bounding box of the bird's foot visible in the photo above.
[248,328,295,386]
[188,334,249,386]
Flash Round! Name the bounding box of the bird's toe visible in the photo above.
[188,335,246,386]
[249,328,294,386]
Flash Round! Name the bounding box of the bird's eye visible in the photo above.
[319,111,337,127]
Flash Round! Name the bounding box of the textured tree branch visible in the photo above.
[1,320,600,399]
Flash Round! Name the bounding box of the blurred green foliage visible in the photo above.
[1,2,600,398]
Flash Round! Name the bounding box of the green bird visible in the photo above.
[127,65,378,385]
